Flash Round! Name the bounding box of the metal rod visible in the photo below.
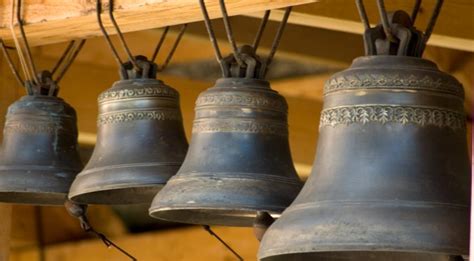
[64,201,136,261]
[90,229,137,261]
[0,40,25,87]
[198,0,228,76]
[55,39,86,84]
[151,26,170,62]
[355,0,371,30]
[219,0,243,65]
[376,0,398,43]
[158,24,187,71]
[108,0,139,69]
[51,41,76,75]
[252,10,271,52]
[16,0,40,84]
[423,0,443,46]
[9,0,33,88]
[411,0,422,24]
[260,7,292,78]
[203,225,243,261]
[96,0,123,66]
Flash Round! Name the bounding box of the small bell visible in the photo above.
[69,2,189,205]
[259,2,470,260]
[149,75,302,226]
[0,72,82,205]
[150,3,301,227]
[69,57,188,204]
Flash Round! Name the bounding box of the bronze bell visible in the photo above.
[259,3,470,261]
[69,57,188,204]
[0,72,82,205]
[149,44,302,226]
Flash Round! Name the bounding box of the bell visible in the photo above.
[149,75,302,226]
[258,6,470,261]
[0,91,82,205]
[69,57,188,204]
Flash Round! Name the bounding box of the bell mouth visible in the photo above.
[259,251,464,261]
[69,185,162,205]
[0,191,66,206]
[149,207,281,227]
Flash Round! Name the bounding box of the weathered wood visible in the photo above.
[247,0,474,52]
[0,0,316,47]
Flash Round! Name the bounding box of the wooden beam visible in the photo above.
[0,0,316,47]
[247,0,474,52]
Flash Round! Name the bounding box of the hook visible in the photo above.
[5,0,86,95]
[355,0,444,56]
[97,0,185,78]
[199,0,291,79]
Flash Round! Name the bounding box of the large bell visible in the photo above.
[149,75,302,226]
[69,58,188,204]
[258,8,470,261]
[0,93,82,205]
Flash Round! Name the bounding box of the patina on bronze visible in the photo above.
[0,3,84,205]
[149,1,301,227]
[259,1,470,260]
[0,72,82,205]
[68,1,188,205]
[68,57,188,204]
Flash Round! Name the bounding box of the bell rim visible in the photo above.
[258,248,468,261]
[0,191,67,206]
[258,201,469,259]
[68,184,163,205]
[149,173,302,226]
[148,205,284,227]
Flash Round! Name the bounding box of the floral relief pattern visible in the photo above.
[324,74,464,97]
[98,110,182,125]
[5,122,60,134]
[196,93,287,112]
[320,105,465,131]
[193,119,288,136]
[99,87,178,102]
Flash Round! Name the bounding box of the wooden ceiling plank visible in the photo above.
[0,0,317,47]
[247,8,474,52]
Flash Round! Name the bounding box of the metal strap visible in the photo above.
[199,0,291,79]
